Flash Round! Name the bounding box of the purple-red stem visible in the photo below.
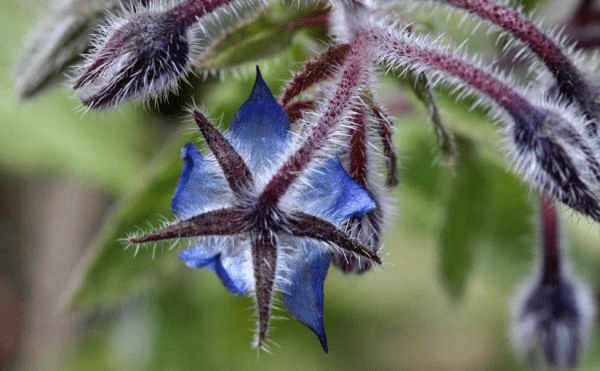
[443,0,568,68]
[540,195,560,285]
[349,106,368,188]
[281,43,351,108]
[442,0,589,114]
[256,35,368,210]
[170,0,236,27]
[371,26,542,132]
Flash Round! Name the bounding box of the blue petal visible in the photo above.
[171,143,229,220]
[225,66,291,171]
[300,157,376,223]
[179,244,249,296]
[281,243,330,353]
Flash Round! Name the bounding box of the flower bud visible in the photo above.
[512,273,595,369]
[511,197,595,369]
[73,0,260,109]
[73,8,193,109]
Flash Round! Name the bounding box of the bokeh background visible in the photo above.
[3,0,600,370]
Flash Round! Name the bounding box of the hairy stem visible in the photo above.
[440,0,599,135]
[540,196,560,285]
[256,33,369,209]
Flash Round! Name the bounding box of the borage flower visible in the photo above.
[129,67,380,351]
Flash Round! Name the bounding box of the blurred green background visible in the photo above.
[2,0,600,370]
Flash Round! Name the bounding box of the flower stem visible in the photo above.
[540,196,560,285]
[257,33,369,209]
[170,0,238,28]
[440,0,599,136]
[370,24,544,131]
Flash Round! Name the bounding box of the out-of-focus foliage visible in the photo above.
[439,135,490,303]
[2,1,159,193]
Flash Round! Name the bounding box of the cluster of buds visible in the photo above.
[17,0,599,366]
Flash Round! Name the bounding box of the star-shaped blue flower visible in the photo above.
[131,67,379,352]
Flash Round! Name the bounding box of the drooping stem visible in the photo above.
[170,0,238,27]
[370,24,542,129]
[540,196,561,285]
[256,33,369,210]
[368,19,600,221]
[441,0,573,73]
[439,0,599,135]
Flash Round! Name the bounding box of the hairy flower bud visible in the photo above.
[73,7,194,109]
[513,275,594,369]
[511,197,595,369]
[73,0,260,109]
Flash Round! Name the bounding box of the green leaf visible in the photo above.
[195,0,328,70]
[0,92,161,193]
[487,165,534,263]
[439,135,490,303]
